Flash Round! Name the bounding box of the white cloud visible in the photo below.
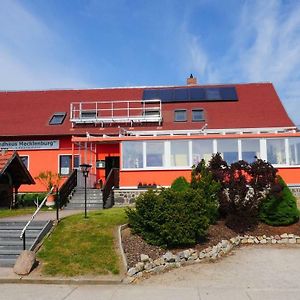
[0,0,88,90]
[181,0,300,125]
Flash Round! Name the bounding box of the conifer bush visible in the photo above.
[259,176,300,226]
[171,176,190,192]
[126,188,217,248]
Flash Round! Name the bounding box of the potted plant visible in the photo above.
[34,171,61,208]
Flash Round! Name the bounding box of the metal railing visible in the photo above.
[20,187,54,250]
[70,100,162,125]
[58,169,77,209]
[102,168,119,208]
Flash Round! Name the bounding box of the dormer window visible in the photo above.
[49,112,66,125]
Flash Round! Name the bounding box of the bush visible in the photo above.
[171,176,189,192]
[17,193,47,207]
[204,153,278,232]
[126,188,216,247]
[259,177,299,226]
[191,159,221,223]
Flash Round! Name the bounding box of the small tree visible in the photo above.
[35,171,61,192]
[260,176,299,226]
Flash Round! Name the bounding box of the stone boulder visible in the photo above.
[13,250,36,275]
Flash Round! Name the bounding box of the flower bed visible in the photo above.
[122,219,300,281]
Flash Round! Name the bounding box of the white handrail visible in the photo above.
[20,187,55,240]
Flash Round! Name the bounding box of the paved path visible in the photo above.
[0,209,83,222]
[1,245,300,299]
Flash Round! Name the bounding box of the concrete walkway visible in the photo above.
[0,209,83,222]
[0,245,300,299]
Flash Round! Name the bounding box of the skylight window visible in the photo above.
[49,112,66,125]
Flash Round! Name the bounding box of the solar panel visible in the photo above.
[143,87,238,102]
[159,89,174,101]
[205,88,222,100]
[174,88,189,101]
[190,88,206,101]
[220,87,238,100]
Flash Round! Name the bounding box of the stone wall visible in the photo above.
[115,186,300,207]
[289,186,300,197]
[125,233,300,282]
[114,189,149,206]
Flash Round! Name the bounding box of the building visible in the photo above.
[0,76,299,201]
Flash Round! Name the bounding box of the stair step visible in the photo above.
[0,258,18,267]
[0,231,40,238]
[0,249,20,256]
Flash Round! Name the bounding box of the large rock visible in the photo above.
[13,250,36,275]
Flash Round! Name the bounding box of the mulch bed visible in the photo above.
[122,220,300,268]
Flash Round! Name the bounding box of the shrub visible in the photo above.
[259,176,299,226]
[171,176,189,192]
[191,159,221,223]
[17,193,47,207]
[204,153,278,232]
[126,188,216,247]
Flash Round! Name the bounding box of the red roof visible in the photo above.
[0,83,295,138]
[0,152,13,171]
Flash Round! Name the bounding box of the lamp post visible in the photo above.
[80,163,92,218]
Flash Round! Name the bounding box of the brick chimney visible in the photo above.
[187,74,197,85]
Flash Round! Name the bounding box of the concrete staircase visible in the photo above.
[0,220,53,267]
[65,188,103,210]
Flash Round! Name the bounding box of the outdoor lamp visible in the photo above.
[80,163,92,218]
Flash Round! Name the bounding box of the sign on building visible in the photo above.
[0,140,59,150]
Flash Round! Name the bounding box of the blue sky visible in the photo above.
[0,0,300,125]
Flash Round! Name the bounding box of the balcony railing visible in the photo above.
[70,100,162,126]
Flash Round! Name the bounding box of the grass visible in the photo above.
[37,207,128,277]
[0,207,37,218]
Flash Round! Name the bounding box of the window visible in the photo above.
[241,139,260,163]
[267,139,286,164]
[81,110,97,119]
[143,110,160,117]
[289,138,300,165]
[192,109,204,121]
[192,140,213,165]
[217,139,238,164]
[170,140,189,167]
[59,155,72,175]
[20,156,29,169]
[73,155,80,169]
[146,141,164,167]
[174,110,187,122]
[49,112,66,125]
[122,141,143,168]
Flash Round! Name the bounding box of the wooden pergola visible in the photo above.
[0,151,35,208]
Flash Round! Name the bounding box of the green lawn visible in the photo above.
[37,208,128,276]
[0,208,37,218]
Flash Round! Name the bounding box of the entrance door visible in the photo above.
[105,156,120,178]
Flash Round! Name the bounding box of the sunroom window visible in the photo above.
[192,140,213,165]
[267,139,286,165]
[217,139,238,164]
[122,141,143,168]
[241,139,260,163]
[146,141,164,167]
